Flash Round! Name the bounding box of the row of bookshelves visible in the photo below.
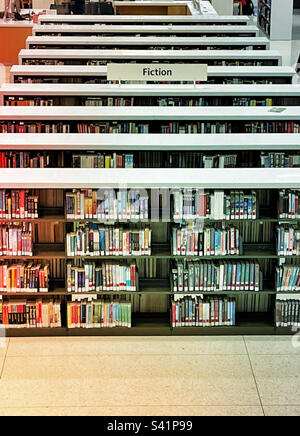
[25,36,270,51]
[37,14,250,26]
[10,66,296,84]
[0,295,297,333]
[33,24,259,38]
[18,49,282,67]
[2,87,300,108]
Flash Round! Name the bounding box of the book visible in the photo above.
[66,189,149,221]
[171,295,236,327]
[66,223,151,257]
[172,224,242,257]
[0,263,49,293]
[0,298,61,327]
[66,262,138,293]
[67,297,131,328]
[171,260,263,292]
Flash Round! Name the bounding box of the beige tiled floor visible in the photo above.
[0,336,299,416]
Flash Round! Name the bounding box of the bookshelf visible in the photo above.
[32,24,260,37]
[1,14,299,335]
[37,14,250,26]
[1,83,300,107]
[9,65,296,85]
[18,49,283,67]
[258,0,293,41]
[25,36,270,51]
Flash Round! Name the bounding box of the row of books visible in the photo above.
[82,96,274,107]
[0,190,38,219]
[0,299,61,327]
[5,97,54,106]
[0,263,49,293]
[261,153,300,168]
[77,122,149,134]
[0,223,33,256]
[67,300,132,328]
[13,77,277,85]
[277,226,300,256]
[72,153,134,169]
[1,121,299,134]
[66,189,149,220]
[276,266,300,292]
[278,190,300,219]
[66,224,152,257]
[0,122,70,134]
[24,59,266,67]
[66,262,137,293]
[171,261,263,292]
[171,295,236,327]
[30,44,266,51]
[3,150,300,169]
[0,151,51,168]
[276,297,300,327]
[171,225,242,257]
[173,190,257,221]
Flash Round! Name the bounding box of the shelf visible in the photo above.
[26,36,270,49]
[1,168,300,189]
[1,105,298,120]
[32,24,259,36]
[9,65,295,79]
[37,15,250,25]
[2,83,300,98]
[1,133,299,151]
[18,48,282,63]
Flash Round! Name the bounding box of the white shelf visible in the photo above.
[26,36,270,49]
[32,24,259,36]
[0,168,299,189]
[38,14,250,25]
[9,65,295,80]
[18,49,282,65]
[2,83,300,98]
[0,133,299,151]
[0,106,298,120]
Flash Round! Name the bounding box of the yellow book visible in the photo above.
[105,156,111,168]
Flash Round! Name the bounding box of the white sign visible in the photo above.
[107,63,208,82]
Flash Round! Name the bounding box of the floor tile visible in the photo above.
[0,375,260,407]
[244,336,300,355]
[7,336,247,357]
[0,405,264,416]
[250,355,300,406]
[249,355,300,378]
[2,354,254,380]
[264,406,300,416]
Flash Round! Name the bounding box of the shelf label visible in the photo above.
[107,63,208,82]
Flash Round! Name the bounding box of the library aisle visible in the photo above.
[0,335,299,416]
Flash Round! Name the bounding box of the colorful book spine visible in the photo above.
[0,190,38,219]
[276,266,300,292]
[67,298,131,328]
[0,298,61,327]
[277,226,300,256]
[172,225,242,257]
[171,260,262,292]
[278,190,300,219]
[66,189,149,221]
[0,263,49,293]
[67,262,137,293]
[171,295,236,327]
[0,223,33,256]
[72,152,134,169]
[276,295,300,327]
[173,190,257,221]
[66,224,151,257]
